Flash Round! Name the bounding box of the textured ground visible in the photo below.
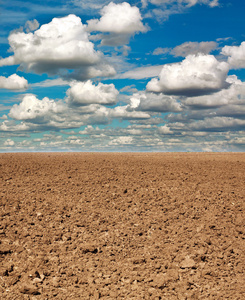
[0,153,244,299]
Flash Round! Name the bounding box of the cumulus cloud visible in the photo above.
[158,125,173,134]
[221,41,245,69]
[9,94,64,122]
[110,105,151,120]
[184,75,245,109]
[147,54,229,96]
[66,80,119,106]
[0,74,28,90]
[87,2,147,34]
[87,2,147,45]
[0,115,8,120]
[130,92,182,112]
[4,139,15,146]
[0,14,114,79]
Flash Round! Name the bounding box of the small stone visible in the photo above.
[80,243,98,254]
[152,274,168,288]
[180,257,196,269]
[52,277,61,287]
[19,284,40,295]
[33,277,43,284]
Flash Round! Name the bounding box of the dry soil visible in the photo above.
[0,153,244,299]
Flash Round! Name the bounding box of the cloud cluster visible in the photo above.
[0,74,28,90]
[0,2,244,152]
[147,54,229,96]
[189,117,245,132]
[5,86,151,133]
[0,15,115,79]
[87,2,147,45]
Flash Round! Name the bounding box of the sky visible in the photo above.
[0,0,245,152]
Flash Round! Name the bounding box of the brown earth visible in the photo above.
[0,152,244,299]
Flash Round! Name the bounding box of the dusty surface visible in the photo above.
[0,152,244,299]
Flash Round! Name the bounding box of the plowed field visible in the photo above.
[0,153,244,299]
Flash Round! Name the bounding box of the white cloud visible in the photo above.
[171,41,218,57]
[0,115,8,120]
[184,75,245,108]
[0,74,28,90]
[109,136,133,145]
[87,2,147,45]
[4,139,15,146]
[66,80,119,106]
[88,2,147,34]
[130,92,182,112]
[221,41,245,69]
[110,105,151,120]
[158,125,173,134]
[147,54,229,96]
[9,94,63,121]
[0,15,114,78]
[229,136,245,145]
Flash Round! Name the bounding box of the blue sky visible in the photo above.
[0,0,245,152]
